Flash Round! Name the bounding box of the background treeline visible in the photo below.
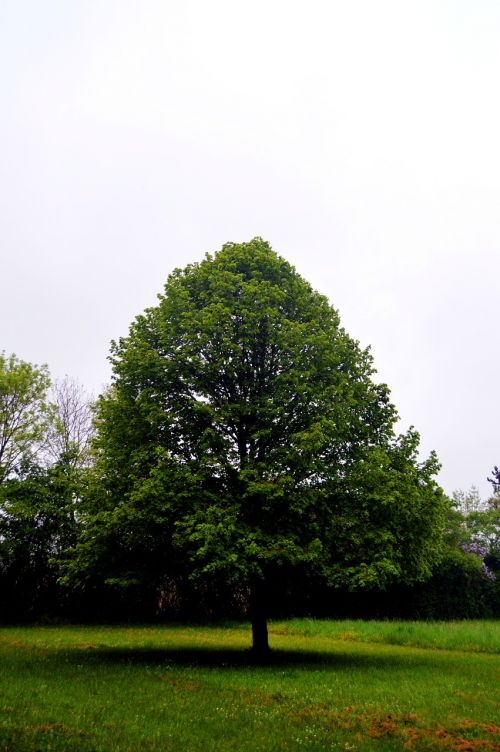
[1,352,498,624]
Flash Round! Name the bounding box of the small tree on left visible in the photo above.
[0,356,92,620]
[0,353,52,482]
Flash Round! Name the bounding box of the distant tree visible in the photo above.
[452,486,485,515]
[45,377,94,468]
[0,353,52,483]
[487,467,500,512]
[488,466,500,494]
[64,239,447,654]
[0,367,93,620]
[450,482,499,585]
[464,508,500,561]
[454,480,500,560]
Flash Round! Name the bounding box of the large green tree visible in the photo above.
[67,239,446,652]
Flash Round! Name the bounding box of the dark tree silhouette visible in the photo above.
[488,466,500,493]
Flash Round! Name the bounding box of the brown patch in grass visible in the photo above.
[160,677,201,692]
[367,714,398,738]
[269,625,289,635]
[416,724,500,751]
[286,703,500,751]
[0,638,24,648]
[338,631,359,641]
[25,722,89,738]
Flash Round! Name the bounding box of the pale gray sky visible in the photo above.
[1,1,499,498]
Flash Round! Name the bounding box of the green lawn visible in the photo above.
[0,620,499,751]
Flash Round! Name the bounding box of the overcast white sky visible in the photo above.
[1,1,499,498]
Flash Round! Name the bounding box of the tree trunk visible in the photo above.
[250,578,270,656]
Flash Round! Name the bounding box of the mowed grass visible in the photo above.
[0,621,499,752]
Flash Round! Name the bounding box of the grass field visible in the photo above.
[0,620,499,751]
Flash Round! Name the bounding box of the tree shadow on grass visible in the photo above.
[54,645,435,671]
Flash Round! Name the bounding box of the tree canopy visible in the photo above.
[66,239,447,652]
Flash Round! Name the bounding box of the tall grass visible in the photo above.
[0,621,499,751]
[271,618,500,653]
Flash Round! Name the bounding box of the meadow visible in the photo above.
[0,620,499,751]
